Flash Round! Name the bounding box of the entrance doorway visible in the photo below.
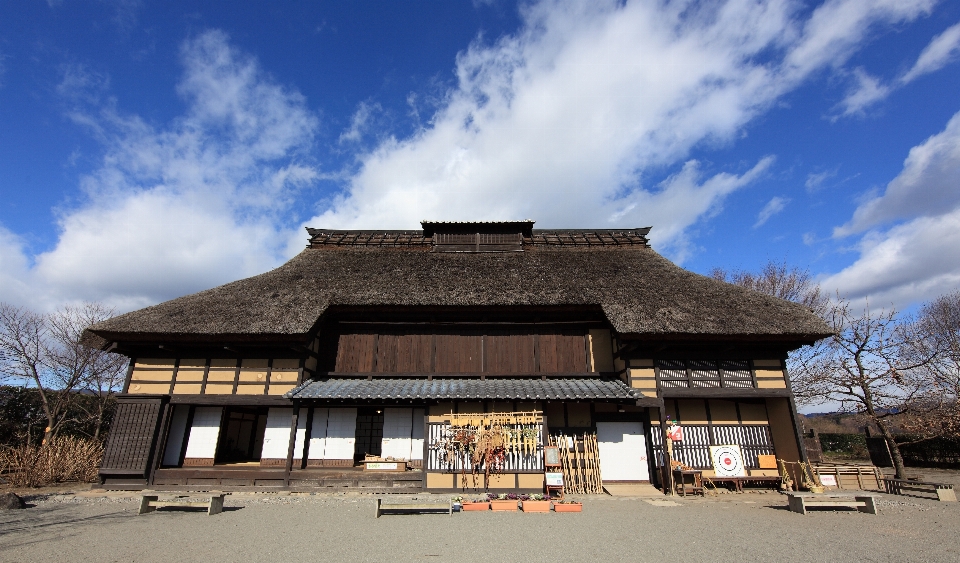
[596,421,649,481]
[216,407,268,463]
[354,407,384,463]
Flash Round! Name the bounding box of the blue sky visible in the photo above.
[1,0,959,314]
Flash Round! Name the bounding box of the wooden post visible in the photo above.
[421,409,429,490]
[284,402,300,487]
[147,398,172,486]
[301,406,314,470]
[782,358,810,465]
[658,402,673,495]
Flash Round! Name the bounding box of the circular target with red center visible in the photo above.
[710,445,745,477]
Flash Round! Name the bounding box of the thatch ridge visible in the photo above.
[87,244,831,341]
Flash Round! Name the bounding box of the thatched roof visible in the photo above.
[85,228,831,344]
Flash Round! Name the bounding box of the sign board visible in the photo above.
[545,472,564,487]
[544,446,560,467]
[709,445,746,477]
[819,474,837,487]
[667,425,683,442]
[365,462,402,471]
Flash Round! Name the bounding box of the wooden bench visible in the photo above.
[786,492,878,515]
[139,492,226,516]
[883,478,957,502]
[375,498,453,518]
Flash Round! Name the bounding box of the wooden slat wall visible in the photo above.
[375,333,433,372]
[335,327,588,374]
[484,331,536,373]
[100,399,163,475]
[335,333,377,372]
[435,333,483,372]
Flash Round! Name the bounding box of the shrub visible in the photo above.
[0,437,103,487]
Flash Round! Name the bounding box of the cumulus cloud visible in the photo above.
[835,110,960,236]
[754,196,790,228]
[307,0,936,255]
[3,0,946,311]
[824,109,960,308]
[4,30,320,310]
[901,20,960,83]
[821,209,960,308]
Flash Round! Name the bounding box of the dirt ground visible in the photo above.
[1,481,958,563]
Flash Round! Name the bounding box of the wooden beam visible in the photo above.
[169,395,292,406]
[659,388,793,399]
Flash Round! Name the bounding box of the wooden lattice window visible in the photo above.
[656,360,755,389]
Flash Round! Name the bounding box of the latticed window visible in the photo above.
[655,359,755,389]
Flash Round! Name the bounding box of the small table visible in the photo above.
[673,469,703,496]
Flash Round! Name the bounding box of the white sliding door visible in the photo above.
[410,408,424,461]
[597,421,649,482]
[322,408,357,460]
[183,407,222,461]
[381,408,414,460]
[260,408,307,461]
[161,405,190,466]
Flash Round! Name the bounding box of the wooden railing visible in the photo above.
[650,424,775,469]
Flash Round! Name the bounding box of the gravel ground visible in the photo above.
[1,489,957,563]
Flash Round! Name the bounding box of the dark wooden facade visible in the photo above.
[333,326,591,375]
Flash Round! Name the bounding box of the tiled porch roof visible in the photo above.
[286,377,642,401]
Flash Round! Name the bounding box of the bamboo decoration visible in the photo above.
[549,431,603,494]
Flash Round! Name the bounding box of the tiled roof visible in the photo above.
[286,378,642,401]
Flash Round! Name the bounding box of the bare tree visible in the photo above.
[0,302,126,445]
[711,261,828,316]
[897,291,960,439]
[790,299,937,479]
[46,303,128,440]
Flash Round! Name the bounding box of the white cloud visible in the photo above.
[754,196,790,228]
[835,67,890,117]
[805,167,838,192]
[306,0,935,256]
[4,0,946,311]
[821,209,960,309]
[0,228,37,308]
[824,109,960,308]
[902,20,960,83]
[835,110,960,236]
[339,101,382,144]
[830,18,960,119]
[3,30,320,310]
